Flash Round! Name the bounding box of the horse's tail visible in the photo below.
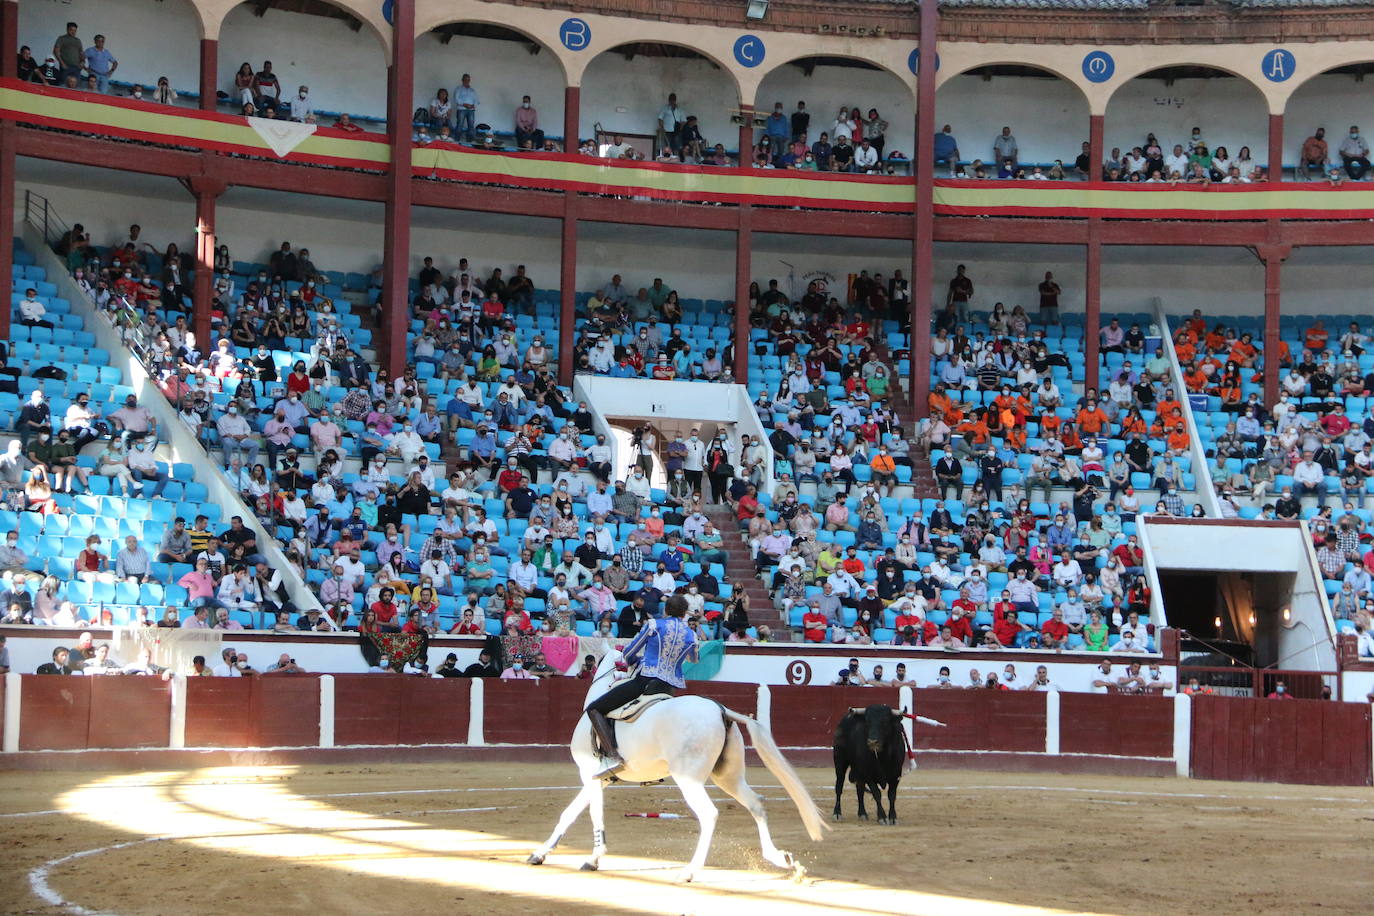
[722,708,828,842]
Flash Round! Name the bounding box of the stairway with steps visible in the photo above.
[703,504,794,641]
[873,341,939,502]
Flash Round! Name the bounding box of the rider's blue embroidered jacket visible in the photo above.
[622,617,698,688]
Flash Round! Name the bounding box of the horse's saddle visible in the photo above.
[606,693,673,723]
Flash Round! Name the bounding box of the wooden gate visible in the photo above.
[1190,695,1372,786]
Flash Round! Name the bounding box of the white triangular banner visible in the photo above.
[247,117,317,158]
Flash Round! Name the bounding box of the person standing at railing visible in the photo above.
[83,34,118,94]
[454,73,479,142]
[52,21,83,85]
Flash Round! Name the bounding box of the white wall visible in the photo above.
[574,225,733,299]
[1283,74,1374,166]
[936,74,1089,167]
[1105,76,1268,167]
[754,62,915,156]
[17,0,202,96]
[579,51,738,154]
[219,4,387,118]
[412,31,566,138]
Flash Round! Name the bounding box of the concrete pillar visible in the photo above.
[733,207,752,382]
[189,177,227,354]
[1268,112,1284,182]
[563,86,580,151]
[380,0,415,377]
[909,0,938,424]
[199,39,219,112]
[558,198,577,386]
[1085,217,1102,392]
[1088,114,1104,182]
[737,105,754,168]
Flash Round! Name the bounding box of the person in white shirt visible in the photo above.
[289,85,312,121]
[626,468,651,500]
[217,567,262,618]
[1293,451,1326,499]
[216,405,259,467]
[211,648,247,677]
[853,139,880,173]
[1164,145,1189,178]
[335,553,365,589]
[507,549,542,598]
[17,289,49,326]
[1109,629,1148,653]
[1022,665,1058,692]
[1051,553,1083,589]
[387,424,424,464]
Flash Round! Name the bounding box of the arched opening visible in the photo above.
[1282,63,1374,181]
[220,0,389,125]
[580,43,740,162]
[753,56,913,173]
[413,22,567,148]
[1104,65,1268,181]
[16,0,204,102]
[934,64,1090,178]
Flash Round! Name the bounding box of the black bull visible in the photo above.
[832,704,909,825]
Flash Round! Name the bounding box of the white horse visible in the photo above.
[527,650,827,882]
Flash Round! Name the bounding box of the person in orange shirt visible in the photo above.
[1228,332,1258,368]
[1304,320,1328,353]
[1166,423,1190,453]
[1004,422,1027,453]
[1039,410,1063,438]
[1076,400,1109,436]
[1275,338,1292,368]
[870,447,897,497]
[1157,390,1183,424]
[1184,308,1206,339]
[1204,325,1227,353]
[1118,408,1147,436]
[1182,363,1210,393]
[956,413,990,448]
[1174,337,1197,366]
[1216,373,1243,410]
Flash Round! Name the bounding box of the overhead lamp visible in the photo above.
[747,0,768,20]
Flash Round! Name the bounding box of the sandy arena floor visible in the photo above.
[2,761,1372,915]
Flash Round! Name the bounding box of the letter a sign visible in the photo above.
[1262,49,1295,83]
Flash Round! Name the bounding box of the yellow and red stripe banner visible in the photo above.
[0,79,389,171]
[410,143,914,211]
[6,81,1374,219]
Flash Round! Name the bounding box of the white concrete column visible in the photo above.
[3,672,20,753]
[467,677,484,746]
[168,675,187,749]
[756,683,772,731]
[1044,690,1061,755]
[1173,693,1192,778]
[318,675,335,749]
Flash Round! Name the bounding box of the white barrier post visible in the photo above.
[898,685,914,752]
[467,677,484,746]
[3,672,20,753]
[1173,693,1192,778]
[1045,690,1061,756]
[168,675,187,749]
[755,683,772,731]
[318,675,335,748]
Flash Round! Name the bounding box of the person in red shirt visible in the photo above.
[497,458,524,493]
[401,609,427,634]
[893,607,925,632]
[449,608,483,635]
[1040,607,1070,649]
[802,605,828,642]
[735,486,760,522]
[841,546,865,577]
[370,587,400,629]
[480,292,505,327]
[946,605,975,644]
[993,605,1032,647]
[1113,538,1144,571]
[1266,679,1295,699]
[1322,406,1352,437]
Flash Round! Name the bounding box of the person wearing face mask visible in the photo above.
[288,85,312,122]
[125,438,168,497]
[1339,125,1371,180]
[513,94,544,149]
[585,434,613,483]
[216,401,260,468]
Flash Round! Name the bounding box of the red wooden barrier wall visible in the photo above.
[88,677,170,749]
[1059,693,1175,758]
[768,685,902,747]
[397,678,471,746]
[19,675,91,750]
[1190,695,1372,786]
[911,688,1047,753]
[482,678,586,745]
[184,676,320,748]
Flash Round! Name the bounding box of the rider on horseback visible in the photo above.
[586,594,699,780]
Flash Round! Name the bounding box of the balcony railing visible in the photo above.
[7,79,1374,221]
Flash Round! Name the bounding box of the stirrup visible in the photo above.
[593,756,625,781]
